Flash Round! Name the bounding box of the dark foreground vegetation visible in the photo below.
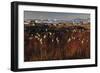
[24,22,90,62]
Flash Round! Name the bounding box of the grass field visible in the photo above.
[24,21,90,62]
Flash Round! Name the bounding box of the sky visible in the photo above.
[24,11,90,20]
